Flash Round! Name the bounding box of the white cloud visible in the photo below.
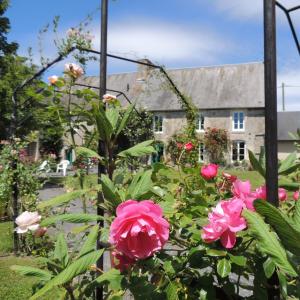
[211,0,300,23]
[91,19,233,66]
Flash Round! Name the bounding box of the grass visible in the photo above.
[0,256,61,300]
[0,222,13,254]
[225,169,265,189]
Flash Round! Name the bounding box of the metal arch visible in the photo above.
[276,1,300,55]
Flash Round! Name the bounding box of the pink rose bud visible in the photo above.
[48,75,58,85]
[184,142,193,152]
[293,191,299,201]
[109,200,169,259]
[111,251,135,272]
[200,164,219,180]
[34,227,47,238]
[278,188,288,202]
[202,198,247,249]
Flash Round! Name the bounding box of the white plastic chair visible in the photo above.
[56,160,70,176]
[38,160,51,173]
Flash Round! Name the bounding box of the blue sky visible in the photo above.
[6,0,300,110]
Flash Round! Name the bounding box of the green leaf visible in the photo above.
[248,150,265,178]
[166,282,178,300]
[127,169,153,199]
[101,175,121,206]
[95,268,123,291]
[92,102,113,142]
[54,233,69,267]
[278,178,300,190]
[254,200,300,256]
[278,152,298,175]
[115,104,134,138]
[277,270,288,299]
[106,108,119,131]
[263,258,276,279]
[206,249,227,257]
[75,146,102,160]
[10,265,52,281]
[30,250,104,300]
[217,258,231,278]
[38,190,88,210]
[78,225,98,257]
[243,210,297,277]
[293,200,300,230]
[41,213,101,227]
[118,140,156,158]
[228,254,247,266]
[259,147,266,170]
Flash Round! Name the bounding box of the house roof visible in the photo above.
[78,62,265,111]
[278,111,300,141]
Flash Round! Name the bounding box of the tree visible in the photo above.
[0,0,17,56]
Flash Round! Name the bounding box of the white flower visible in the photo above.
[64,63,84,79]
[15,211,41,234]
[103,94,117,103]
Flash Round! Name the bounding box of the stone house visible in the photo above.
[76,62,266,164]
[278,111,300,159]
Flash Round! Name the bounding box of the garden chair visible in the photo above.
[56,160,70,176]
[38,160,51,173]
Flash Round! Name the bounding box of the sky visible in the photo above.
[5,0,300,110]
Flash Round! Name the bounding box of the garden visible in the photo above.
[1,0,300,299]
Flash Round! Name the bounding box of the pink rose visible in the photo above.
[109,200,169,259]
[15,211,41,234]
[201,164,219,180]
[64,63,84,79]
[232,180,257,211]
[176,142,183,150]
[202,198,247,248]
[184,142,193,152]
[255,185,267,200]
[278,188,287,201]
[48,75,58,85]
[293,191,299,201]
[103,93,117,104]
[111,251,135,272]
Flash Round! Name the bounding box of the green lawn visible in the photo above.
[0,222,13,254]
[224,169,264,189]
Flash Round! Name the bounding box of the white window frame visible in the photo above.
[232,140,246,162]
[232,111,245,132]
[196,113,205,132]
[153,114,163,133]
[198,143,205,162]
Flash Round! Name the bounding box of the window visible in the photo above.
[153,115,163,133]
[196,113,205,131]
[232,111,245,131]
[199,143,205,162]
[232,141,245,162]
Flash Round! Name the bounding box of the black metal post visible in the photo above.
[264,0,280,299]
[11,93,19,254]
[96,0,108,299]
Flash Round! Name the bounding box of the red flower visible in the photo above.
[176,142,183,149]
[184,142,193,152]
[201,164,219,180]
[222,172,237,183]
[293,190,299,201]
